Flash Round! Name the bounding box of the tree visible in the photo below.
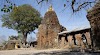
[1,4,42,44]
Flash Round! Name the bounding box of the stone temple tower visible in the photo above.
[37,5,66,49]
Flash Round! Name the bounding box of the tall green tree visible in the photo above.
[1,4,42,44]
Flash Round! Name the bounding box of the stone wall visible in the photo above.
[58,31,91,49]
[87,1,100,49]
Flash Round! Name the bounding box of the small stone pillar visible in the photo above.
[75,34,85,50]
[15,43,18,49]
[67,35,74,48]
[60,37,65,48]
[84,32,91,48]
[75,34,82,46]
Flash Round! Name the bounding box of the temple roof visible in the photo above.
[58,27,90,35]
[47,5,53,11]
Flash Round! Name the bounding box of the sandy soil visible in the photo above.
[0,48,64,55]
[1,48,100,55]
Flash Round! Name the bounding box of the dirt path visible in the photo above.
[0,48,63,55]
[0,48,100,55]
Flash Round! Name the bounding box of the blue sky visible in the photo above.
[0,0,91,41]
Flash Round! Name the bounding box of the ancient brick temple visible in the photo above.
[87,1,100,49]
[37,6,66,49]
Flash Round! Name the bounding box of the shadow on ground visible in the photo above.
[34,51,100,55]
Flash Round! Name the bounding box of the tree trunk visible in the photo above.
[23,32,28,45]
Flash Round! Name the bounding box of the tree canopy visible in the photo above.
[1,4,42,44]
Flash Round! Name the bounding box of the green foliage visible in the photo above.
[2,4,42,36]
[1,8,10,12]
[1,0,15,13]
[8,35,18,40]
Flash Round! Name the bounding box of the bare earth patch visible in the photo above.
[0,48,64,55]
[0,48,100,55]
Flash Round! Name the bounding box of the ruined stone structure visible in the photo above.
[37,6,66,49]
[3,36,22,50]
[58,28,91,49]
[87,1,100,49]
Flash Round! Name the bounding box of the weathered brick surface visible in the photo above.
[37,6,66,49]
[67,35,74,48]
[75,34,82,46]
[85,32,91,45]
[60,37,65,48]
[87,1,100,49]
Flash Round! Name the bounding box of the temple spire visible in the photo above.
[48,5,53,11]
